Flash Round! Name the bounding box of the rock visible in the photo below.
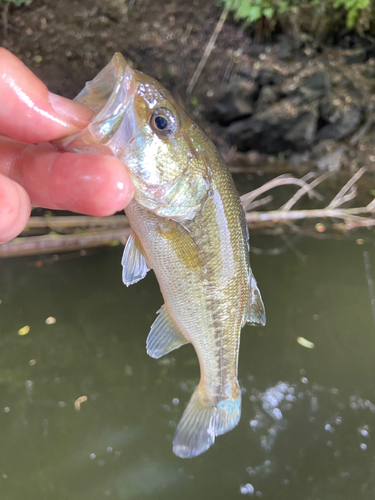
[255,85,279,113]
[345,44,375,64]
[316,146,347,171]
[311,139,337,158]
[207,79,258,126]
[319,95,341,124]
[278,38,293,61]
[285,109,317,148]
[288,151,311,167]
[211,55,366,155]
[292,70,331,104]
[302,70,331,99]
[317,100,362,141]
[277,35,302,61]
[256,67,284,87]
[334,29,365,50]
[362,67,375,79]
[227,97,319,154]
[345,49,369,65]
[278,69,331,104]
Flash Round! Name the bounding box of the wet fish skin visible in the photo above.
[57,53,266,458]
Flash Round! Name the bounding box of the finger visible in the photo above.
[0,173,31,243]
[0,48,94,143]
[0,138,134,216]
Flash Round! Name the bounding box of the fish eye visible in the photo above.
[150,107,177,136]
[155,116,168,130]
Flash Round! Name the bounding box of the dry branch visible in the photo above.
[241,174,324,211]
[281,172,332,211]
[1,1,9,38]
[1,168,374,258]
[246,206,375,227]
[186,1,231,94]
[244,167,375,230]
[26,215,129,229]
[328,167,366,209]
[0,228,131,258]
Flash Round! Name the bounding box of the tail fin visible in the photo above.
[173,387,241,458]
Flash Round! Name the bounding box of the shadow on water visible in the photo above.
[0,236,375,500]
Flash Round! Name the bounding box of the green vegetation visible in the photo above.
[334,0,370,28]
[220,0,372,31]
[0,0,32,6]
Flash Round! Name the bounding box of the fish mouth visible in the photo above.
[55,53,137,155]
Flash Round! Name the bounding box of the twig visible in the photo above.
[328,167,366,209]
[2,169,374,258]
[281,172,332,211]
[181,23,193,45]
[280,233,307,261]
[243,167,375,228]
[186,2,232,94]
[220,56,235,90]
[331,187,357,207]
[363,251,375,328]
[26,215,129,229]
[241,174,323,210]
[0,228,131,258]
[245,195,273,210]
[246,207,375,226]
[350,113,375,146]
[228,163,308,175]
[2,1,9,38]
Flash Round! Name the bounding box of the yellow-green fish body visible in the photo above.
[58,53,266,458]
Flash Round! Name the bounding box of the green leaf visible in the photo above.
[219,0,371,34]
[263,7,274,19]
[248,5,262,22]
[1,0,33,5]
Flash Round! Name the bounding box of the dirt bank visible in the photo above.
[2,0,375,178]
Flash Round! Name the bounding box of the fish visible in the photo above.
[57,53,266,458]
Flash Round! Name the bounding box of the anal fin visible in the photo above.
[121,231,150,287]
[244,273,266,327]
[147,305,188,359]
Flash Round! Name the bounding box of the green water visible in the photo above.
[0,237,375,500]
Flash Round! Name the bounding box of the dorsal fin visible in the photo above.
[243,273,266,327]
[121,231,150,287]
[147,305,188,359]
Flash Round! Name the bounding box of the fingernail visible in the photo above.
[48,92,94,129]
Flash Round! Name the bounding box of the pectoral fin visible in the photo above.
[147,305,188,359]
[122,231,150,286]
[243,273,266,326]
[158,219,204,270]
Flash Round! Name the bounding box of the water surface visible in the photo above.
[0,236,374,499]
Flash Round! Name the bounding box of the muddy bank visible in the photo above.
[1,0,375,179]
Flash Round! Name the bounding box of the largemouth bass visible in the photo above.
[58,53,266,458]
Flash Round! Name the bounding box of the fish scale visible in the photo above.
[56,53,266,458]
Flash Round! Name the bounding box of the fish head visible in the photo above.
[57,53,211,220]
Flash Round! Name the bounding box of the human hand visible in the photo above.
[0,49,134,244]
